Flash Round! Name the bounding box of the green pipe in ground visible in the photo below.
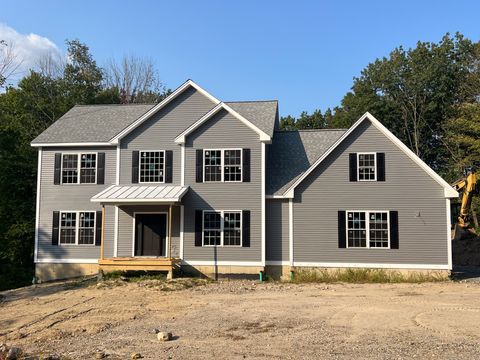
[259,271,264,282]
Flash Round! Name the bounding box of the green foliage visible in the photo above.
[0,39,168,290]
[293,268,447,283]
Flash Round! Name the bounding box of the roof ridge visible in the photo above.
[275,128,347,133]
[225,100,278,103]
[73,103,156,107]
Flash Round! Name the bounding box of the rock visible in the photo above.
[0,343,8,354]
[6,347,22,360]
[95,351,107,359]
[153,328,160,334]
[42,355,60,360]
[131,353,143,359]
[157,332,172,341]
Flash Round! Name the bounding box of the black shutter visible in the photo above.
[97,152,105,184]
[349,153,357,182]
[242,210,251,247]
[52,211,60,245]
[243,149,251,182]
[390,210,399,249]
[338,210,346,248]
[132,151,139,184]
[195,210,203,246]
[95,210,102,246]
[165,150,173,183]
[377,152,385,182]
[196,150,203,183]
[54,153,62,185]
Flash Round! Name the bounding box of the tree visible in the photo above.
[63,39,103,105]
[104,55,168,103]
[0,40,22,88]
[327,33,479,172]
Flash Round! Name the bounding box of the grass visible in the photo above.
[102,270,166,282]
[292,268,448,283]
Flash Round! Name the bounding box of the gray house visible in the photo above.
[31,80,458,281]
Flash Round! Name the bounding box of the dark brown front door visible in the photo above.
[135,213,167,257]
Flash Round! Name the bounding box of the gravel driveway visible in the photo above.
[1,279,480,359]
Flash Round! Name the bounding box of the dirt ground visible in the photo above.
[1,278,480,359]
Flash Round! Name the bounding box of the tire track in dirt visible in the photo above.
[0,296,96,337]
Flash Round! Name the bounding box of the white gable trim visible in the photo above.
[31,142,114,147]
[284,112,458,199]
[109,80,220,144]
[174,102,271,144]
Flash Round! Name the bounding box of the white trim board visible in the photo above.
[110,80,219,144]
[174,102,271,144]
[34,148,42,263]
[31,142,114,147]
[446,198,452,270]
[292,262,450,270]
[182,260,263,267]
[36,258,99,264]
[283,112,458,199]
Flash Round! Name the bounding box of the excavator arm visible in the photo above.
[451,170,478,240]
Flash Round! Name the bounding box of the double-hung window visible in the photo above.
[203,210,242,246]
[59,211,96,245]
[204,149,242,182]
[61,153,97,184]
[346,211,389,248]
[139,150,165,183]
[357,153,376,181]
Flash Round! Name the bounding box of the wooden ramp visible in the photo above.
[98,257,180,272]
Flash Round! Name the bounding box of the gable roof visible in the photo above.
[281,112,458,198]
[109,79,219,144]
[31,79,278,147]
[31,104,154,146]
[174,101,273,144]
[266,129,346,195]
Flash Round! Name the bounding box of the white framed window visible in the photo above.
[61,153,97,184]
[346,211,389,249]
[59,211,96,245]
[357,152,376,181]
[139,150,165,183]
[204,149,242,182]
[202,210,242,246]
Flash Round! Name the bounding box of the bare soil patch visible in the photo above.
[1,278,480,359]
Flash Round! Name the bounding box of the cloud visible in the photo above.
[0,23,62,83]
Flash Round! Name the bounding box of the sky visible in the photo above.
[1,0,479,117]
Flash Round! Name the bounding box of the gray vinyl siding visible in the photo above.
[266,199,289,262]
[183,109,262,262]
[117,205,181,258]
[293,120,448,266]
[37,147,116,261]
[119,86,216,185]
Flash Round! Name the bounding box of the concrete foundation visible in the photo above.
[35,263,98,282]
[181,265,264,279]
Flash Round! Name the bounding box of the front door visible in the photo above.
[135,213,167,257]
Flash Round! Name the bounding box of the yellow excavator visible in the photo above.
[451,169,478,240]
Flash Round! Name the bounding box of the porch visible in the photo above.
[91,184,189,278]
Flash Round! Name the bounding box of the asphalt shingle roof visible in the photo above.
[266,129,346,195]
[225,100,278,138]
[31,104,154,144]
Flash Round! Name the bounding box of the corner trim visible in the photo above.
[261,142,266,266]
[180,205,184,259]
[34,148,42,263]
[289,198,294,266]
[446,198,452,270]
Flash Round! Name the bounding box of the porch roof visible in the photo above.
[91,184,189,204]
